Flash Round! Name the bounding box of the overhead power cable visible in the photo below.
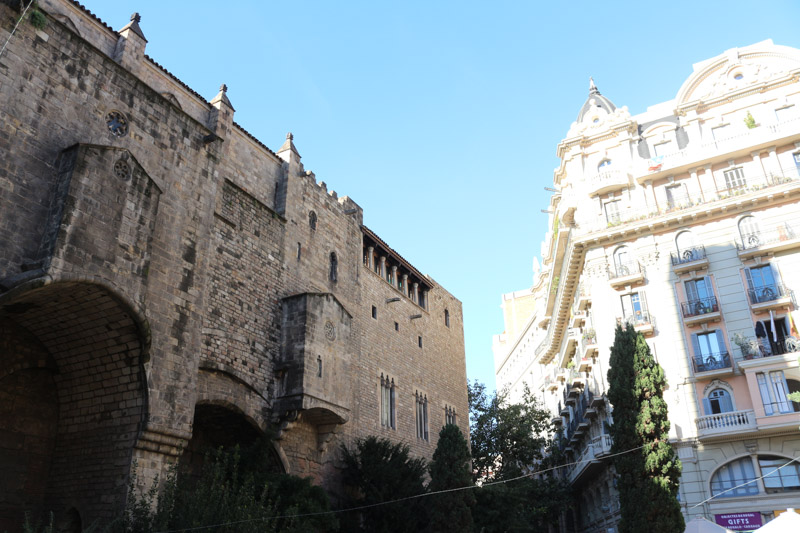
[0,0,35,60]
[153,443,649,533]
[690,455,799,509]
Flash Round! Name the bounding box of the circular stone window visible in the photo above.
[113,158,131,180]
[106,110,129,137]
[734,73,743,80]
[324,321,336,341]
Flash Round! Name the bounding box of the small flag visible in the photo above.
[788,310,799,337]
[648,156,664,172]
[769,310,777,343]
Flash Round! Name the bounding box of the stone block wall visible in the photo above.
[0,1,470,529]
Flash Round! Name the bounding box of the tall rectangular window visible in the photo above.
[665,184,685,209]
[620,292,647,324]
[416,391,428,441]
[723,167,746,191]
[444,405,456,426]
[380,374,395,429]
[605,200,621,225]
[690,330,729,372]
[757,371,793,415]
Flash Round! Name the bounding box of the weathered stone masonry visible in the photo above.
[0,1,469,530]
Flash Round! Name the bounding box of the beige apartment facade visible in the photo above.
[494,40,800,532]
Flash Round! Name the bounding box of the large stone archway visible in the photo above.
[0,281,148,532]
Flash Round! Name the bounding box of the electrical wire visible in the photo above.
[689,455,800,509]
[0,0,35,60]
[152,443,649,533]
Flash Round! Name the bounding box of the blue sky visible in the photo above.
[88,1,800,390]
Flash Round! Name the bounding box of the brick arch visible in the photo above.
[0,279,148,530]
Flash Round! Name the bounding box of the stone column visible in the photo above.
[412,282,419,304]
[391,265,398,288]
[751,151,766,179]
[644,180,657,211]
[367,246,374,270]
[768,146,784,179]
[689,168,705,202]
[402,274,409,296]
[379,256,386,279]
[704,164,718,194]
[422,290,429,310]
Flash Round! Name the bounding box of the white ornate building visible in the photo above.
[493,40,800,532]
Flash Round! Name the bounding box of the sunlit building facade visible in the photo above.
[494,40,800,532]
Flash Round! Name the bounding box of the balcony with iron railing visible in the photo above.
[588,169,631,197]
[690,351,732,375]
[696,409,756,439]
[617,311,655,336]
[745,283,794,313]
[574,281,591,312]
[565,433,613,484]
[734,335,800,361]
[680,296,721,326]
[602,172,798,231]
[632,116,800,181]
[737,223,800,259]
[608,261,644,288]
[579,331,598,362]
[670,245,709,273]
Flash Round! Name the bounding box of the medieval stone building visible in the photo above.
[0,1,469,530]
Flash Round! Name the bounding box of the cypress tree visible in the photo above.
[607,324,684,533]
[426,424,474,532]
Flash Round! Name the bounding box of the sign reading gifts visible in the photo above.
[715,512,763,531]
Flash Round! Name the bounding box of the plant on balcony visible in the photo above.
[582,328,596,341]
[731,332,760,359]
[744,111,757,129]
[607,325,684,533]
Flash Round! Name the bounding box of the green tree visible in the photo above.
[468,381,551,481]
[607,324,684,533]
[339,436,427,533]
[426,424,474,532]
[468,381,570,533]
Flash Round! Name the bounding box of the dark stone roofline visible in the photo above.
[62,1,280,160]
[361,225,433,292]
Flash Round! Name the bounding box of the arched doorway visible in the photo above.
[0,281,147,531]
[182,404,284,479]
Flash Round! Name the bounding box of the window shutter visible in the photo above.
[685,280,698,302]
[756,373,774,416]
[715,330,726,355]
[744,268,755,291]
[639,290,648,311]
[691,333,701,357]
[720,392,734,413]
[702,398,712,415]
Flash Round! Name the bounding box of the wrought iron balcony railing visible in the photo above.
[617,311,654,328]
[670,245,706,266]
[681,296,719,318]
[746,283,790,305]
[737,335,800,359]
[736,224,798,251]
[608,261,641,279]
[691,351,731,373]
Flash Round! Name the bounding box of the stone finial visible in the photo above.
[277,132,300,161]
[119,12,147,41]
[589,76,599,94]
[210,83,234,111]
